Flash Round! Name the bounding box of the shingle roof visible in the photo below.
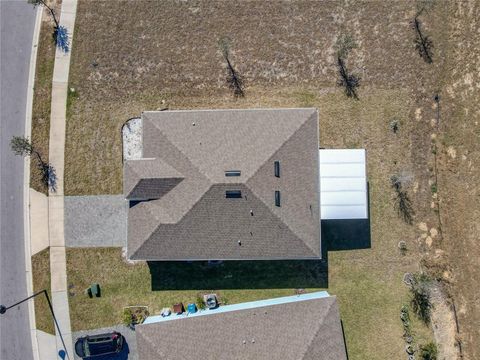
[136,294,347,360]
[125,109,320,260]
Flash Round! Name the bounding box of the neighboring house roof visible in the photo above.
[125,108,320,260]
[136,292,347,360]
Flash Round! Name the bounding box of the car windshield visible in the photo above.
[88,335,118,355]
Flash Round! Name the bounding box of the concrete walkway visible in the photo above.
[30,189,49,255]
[47,0,77,358]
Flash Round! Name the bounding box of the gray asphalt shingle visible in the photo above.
[125,109,321,260]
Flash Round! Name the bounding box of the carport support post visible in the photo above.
[0,289,70,360]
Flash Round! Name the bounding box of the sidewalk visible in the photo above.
[47,0,78,358]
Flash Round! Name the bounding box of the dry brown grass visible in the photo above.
[29,9,57,194]
[61,0,480,358]
[65,0,425,195]
[433,2,480,358]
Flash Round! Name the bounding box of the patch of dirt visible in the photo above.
[430,284,461,360]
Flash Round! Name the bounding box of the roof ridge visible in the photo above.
[246,110,320,256]
[146,114,215,184]
[144,115,213,220]
[244,182,319,257]
[133,184,317,259]
[128,201,170,258]
[245,109,317,183]
[301,296,337,359]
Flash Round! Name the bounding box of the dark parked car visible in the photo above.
[75,331,124,358]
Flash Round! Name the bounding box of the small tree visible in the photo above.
[219,36,245,98]
[10,136,34,157]
[10,136,57,192]
[28,0,69,52]
[335,33,360,99]
[335,33,357,60]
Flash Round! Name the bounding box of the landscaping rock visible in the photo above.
[403,273,415,287]
[123,117,142,160]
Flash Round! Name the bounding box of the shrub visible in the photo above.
[400,305,412,337]
[420,342,438,360]
[390,119,399,134]
[398,241,408,256]
[122,308,133,326]
[122,306,149,326]
[196,295,206,310]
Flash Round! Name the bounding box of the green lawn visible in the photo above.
[65,248,325,330]
[64,246,432,359]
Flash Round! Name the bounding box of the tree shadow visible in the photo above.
[148,257,328,291]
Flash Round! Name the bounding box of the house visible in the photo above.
[124,108,369,261]
[125,109,322,260]
[136,291,348,360]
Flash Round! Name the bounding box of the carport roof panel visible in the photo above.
[320,149,368,220]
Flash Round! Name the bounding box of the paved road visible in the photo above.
[0,1,37,359]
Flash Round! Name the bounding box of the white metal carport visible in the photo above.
[319,149,368,220]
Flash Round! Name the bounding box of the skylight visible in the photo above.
[225,170,241,177]
[274,161,280,177]
[226,190,242,198]
[275,191,281,207]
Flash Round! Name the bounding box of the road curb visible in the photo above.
[23,6,43,360]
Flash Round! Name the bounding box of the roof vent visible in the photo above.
[275,191,281,207]
[225,170,241,177]
[274,161,280,177]
[226,190,242,198]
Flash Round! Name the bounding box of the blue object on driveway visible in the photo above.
[187,303,197,314]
